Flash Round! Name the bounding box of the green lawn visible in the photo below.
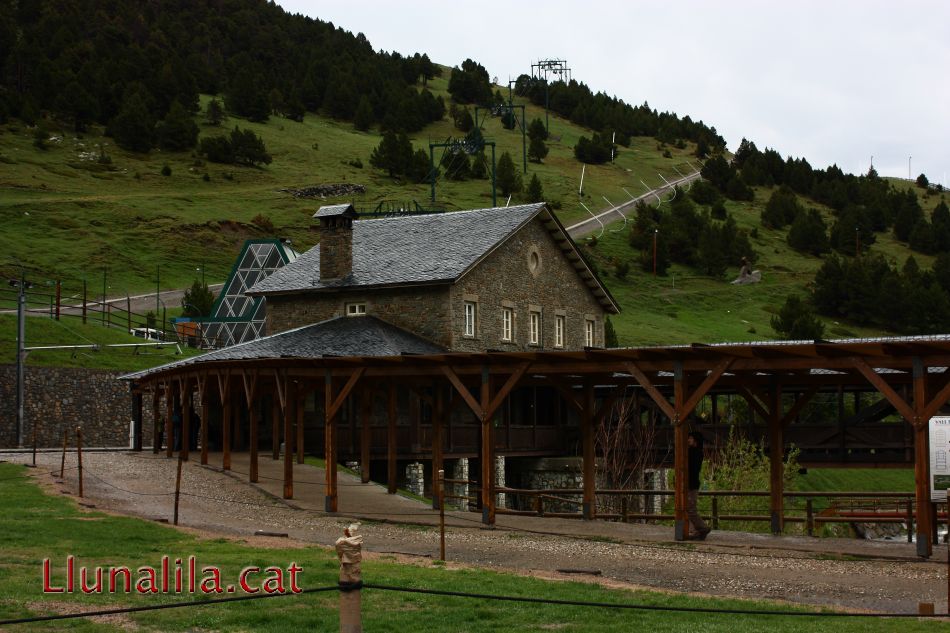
[0,462,938,631]
[794,468,915,493]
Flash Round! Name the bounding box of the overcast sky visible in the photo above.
[279,1,949,185]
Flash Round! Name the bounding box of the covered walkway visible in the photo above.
[126,335,950,557]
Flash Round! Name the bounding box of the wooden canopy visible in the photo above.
[130,335,950,557]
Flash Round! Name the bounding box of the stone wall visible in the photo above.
[449,217,607,352]
[266,285,451,348]
[0,365,151,448]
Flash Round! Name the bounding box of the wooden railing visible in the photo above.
[493,487,939,539]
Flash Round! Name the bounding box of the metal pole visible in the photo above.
[156,265,160,318]
[16,274,25,447]
[55,280,61,320]
[101,268,106,326]
[653,230,658,276]
[76,427,83,498]
[31,417,37,467]
[174,454,183,525]
[429,145,435,203]
[82,279,87,324]
[491,143,497,207]
[439,468,446,561]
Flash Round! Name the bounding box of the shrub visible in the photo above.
[251,213,275,233]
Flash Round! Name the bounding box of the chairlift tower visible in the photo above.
[429,136,497,207]
[530,59,572,133]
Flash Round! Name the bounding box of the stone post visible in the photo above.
[335,523,363,633]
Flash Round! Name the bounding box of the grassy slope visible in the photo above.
[1,71,945,360]
[0,462,938,632]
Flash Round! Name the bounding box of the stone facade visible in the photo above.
[449,217,605,352]
[0,365,154,448]
[267,284,451,346]
[266,215,607,352]
[516,457,585,513]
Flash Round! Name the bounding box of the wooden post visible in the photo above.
[432,385,444,509]
[55,280,61,321]
[272,393,280,460]
[173,454,182,526]
[480,366,495,525]
[221,374,232,471]
[769,383,784,534]
[360,389,371,484]
[246,372,259,484]
[165,383,173,458]
[60,428,68,478]
[582,380,595,520]
[181,381,191,462]
[199,380,209,466]
[31,417,37,467]
[126,295,131,332]
[712,496,720,530]
[152,390,161,454]
[81,280,86,324]
[296,388,305,465]
[439,468,446,561]
[336,526,363,633]
[323,374,336,509]
[76,427,83,498]
[913,358,932,557]
[387,383,397,494]
[284,378,295,500]
[673,362,687,541]
[806,499,814,536]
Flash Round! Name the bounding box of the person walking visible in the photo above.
[687,431,711,540]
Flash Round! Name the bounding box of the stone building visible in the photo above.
[249,203,618,351]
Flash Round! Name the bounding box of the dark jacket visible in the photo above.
[688,445,703,491]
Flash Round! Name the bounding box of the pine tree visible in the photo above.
[182,280,215,317]
[604,316,619,348]
[787,208,830,255]
[156,100,199,151]
[528,136,549,163]
[354,96,374,131]
[525,173,544,202]
[110,89,155,152]
[369,130,412,178]
[771,295,825,340]
[528,117,548,142]
[495,151,522,196]
[205,98,226,126]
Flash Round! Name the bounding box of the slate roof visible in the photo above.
[120,316,445,381]
[313,204,357,218]
[249,203,547,295]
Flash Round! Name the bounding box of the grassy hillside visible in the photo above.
[1,72,944,363]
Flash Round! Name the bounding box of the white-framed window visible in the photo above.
[529,311,541,345]
[502,307,513,342]
[555,315,565,348]
[346,302,366,316]
[464,301,477,337]
[585,319,595,347]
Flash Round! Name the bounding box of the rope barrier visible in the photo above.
[0,581,943,626]
[0,586,338,626]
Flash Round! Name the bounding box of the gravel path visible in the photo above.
[7,451,947,615]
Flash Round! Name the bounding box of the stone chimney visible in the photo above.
[313,204,358,281]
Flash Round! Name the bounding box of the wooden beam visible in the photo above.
[327,368,366,421]
[271,390,280,461]
[485,362,531,420]
[441,365,484,419]
[180,377,191,462]
[625,362,676,421]
[197,375,209,466]
[781,386,819,427]
[735,386,770,421]
[680,358,732,418]
[249,394,259,483]
[851,357,916,424]
[545,376,583,414]
[165,380,173,458]
[922,376,950,422]
[222,376,231,471]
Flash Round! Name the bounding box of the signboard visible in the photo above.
[930,416,950,501]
